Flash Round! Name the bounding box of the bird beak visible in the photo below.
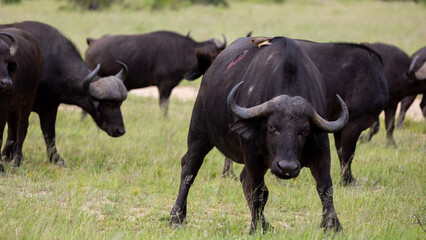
[257,40,271,48]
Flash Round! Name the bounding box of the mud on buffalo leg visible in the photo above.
[359,118,379,143]
[396,95,416,129]
[384,104,398,147]
[38,107,67,167]
[308,144,342,232]
[169,134,213,227]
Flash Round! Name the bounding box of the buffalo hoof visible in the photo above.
[320,216,343,232]
[10,155,22,168]
[55,159,67,168]
[358,134,371,144]
[340,171,356,186]
[0,164,5,177]
[169,208,186,229]
[249,219,273,234]
[386,139,397,148]
[1,154,11,163]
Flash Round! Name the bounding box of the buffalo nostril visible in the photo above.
[1,78,13,90]
[277,161,299,173]
[116,128,125,136]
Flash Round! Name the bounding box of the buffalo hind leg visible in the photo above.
[396,95,416,129]
[359,118,379,143]
[38,107,67,167]
[384,104,398,147]
[334,122,364,185]
[222,157,237,180]
[170,136,213,227]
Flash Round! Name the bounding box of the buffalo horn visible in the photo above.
[83,64,100,92]
[214,34,227,50]
[227,81,279,119]
[115,60,128,82]
[310,94,349,133]
[186,30,191,38]
[408,55,419,79]
[0,32,18,57]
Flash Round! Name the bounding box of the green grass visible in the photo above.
[0,0,425,239]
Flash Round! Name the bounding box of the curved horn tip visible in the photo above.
[83,63,100,91]
[115,60,128,82]
[227,81,244,106]
[0,32,18,57]
[115,60,128,70]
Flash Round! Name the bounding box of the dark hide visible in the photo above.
[0,28,42,172]
[361,43,426,146]
[85,31,226,115]
[0,21,127,167]
[169,37,347,233]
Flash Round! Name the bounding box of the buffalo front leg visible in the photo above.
[158,82,175,117]
[421,95,426,119]
[9,110,31,168]
[170,138,212,227]
[240,162,271,233]
[1,113,17,163]
[309,147,342,231]
[38,108,67,167]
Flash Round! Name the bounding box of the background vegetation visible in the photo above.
[0,0,425,239]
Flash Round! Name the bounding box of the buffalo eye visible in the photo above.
[7,61,17,73]
[298,129,309,142]
[267,123,280,136]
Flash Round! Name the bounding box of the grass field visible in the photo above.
[0,0,425,239]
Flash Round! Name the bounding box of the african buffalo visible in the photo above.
[360,44,426,146]
[84,31,226,115]
[170,36,348,232]
[397,47,426,128]
[0,21,128,167]
[223,40,388,185]
[0,28,42,173]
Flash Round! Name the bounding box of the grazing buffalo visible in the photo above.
[0,29,42,173]
[360,44,426,146]
[170,36,348,232]
[397,47,426,128]
[223,40,388,185]
[84,31,226,115]
[0,21,128,167]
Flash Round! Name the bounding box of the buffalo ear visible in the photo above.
[185,48,218,81]
[229,120,257,140]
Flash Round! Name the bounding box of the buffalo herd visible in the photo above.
[0,20,424,233]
